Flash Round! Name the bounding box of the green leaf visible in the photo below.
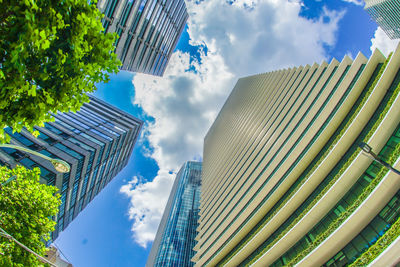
[28,84,36,96]
[0,0,120,141]
[0,166,60,266]
[39,30,46,39]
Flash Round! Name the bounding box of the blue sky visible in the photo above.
[55,1,399,266]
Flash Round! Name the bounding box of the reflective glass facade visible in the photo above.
[0,96,142,241]
[97,0,188,76]
[365,0,400,39]
[147,161,202,267]
[194,44,400,266]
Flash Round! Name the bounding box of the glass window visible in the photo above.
[57,217,64,232]
[53,117,81,134]
[4,128,37,149]
[352,235,367,252]
[37,129,58,144]
[341,244,357,260]
[78,197,84,213]
[62,173,70,192]
[69,181,80,208]
[44,123,62,135]
[370,216,387,234]
[80,132,105,147]
[73,112,99,126]
[89,129,113,141]
[68,137,96,152]
[18,157,56,185]
[58,113,90,130]
[105,121,126,133]
[59,190,67,216]
[366,162,381,177]
[54,143,84,160]
[68,206,75,224]
[54,143,84,182]
[360,225,378,242]
[68,137,96,171]
[98,125,120,137]
[78,108,104,124]
[89,165,100,190]
[81,173,90,195]
[102,0,118,30]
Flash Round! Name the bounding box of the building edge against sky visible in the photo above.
[194,43,400,266]
[147,161,202,267]
[0,96,142,241]
[97,0,188,76]
[45,246,73,267]
[364,0,400,40]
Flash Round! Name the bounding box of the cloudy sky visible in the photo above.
[56,0,399,266]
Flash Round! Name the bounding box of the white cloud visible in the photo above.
[341,0,363,6]
[370,27,400,57]
[187,1,344,76]
[120,171,174,248]
[121,49,234,248]
[345,50,355,60]
[133,49,234,171]
[122,0,345,248]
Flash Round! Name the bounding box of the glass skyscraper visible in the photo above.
[365,0,400,39]
[0,96,142,240]
[147,161,202,267]
[97,0,188,76]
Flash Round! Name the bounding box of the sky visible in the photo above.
[55,0,399,266]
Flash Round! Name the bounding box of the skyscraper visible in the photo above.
[364,0,400,39]
[0,96,142,240]
[147,161,202,267]
[97,0,188,76]
[194,43,400,266]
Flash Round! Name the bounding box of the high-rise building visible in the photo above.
[194,44,400,266]
[364,0,400,39]
[147,161,202,267]
[97,0,188,76]
[0,96,142,240]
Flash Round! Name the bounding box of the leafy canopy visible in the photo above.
[0,0,120,142]
[0,165,60,266]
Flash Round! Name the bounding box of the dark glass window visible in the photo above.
[37,129,58,144]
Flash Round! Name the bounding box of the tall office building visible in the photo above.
[147,161,202,267]
[365,0,400,39]
[194,44,400,266]
[97,0,188,76]
[0,96,142,240]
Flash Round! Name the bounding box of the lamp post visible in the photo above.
[0,144,70,173]
[359,142,400,175]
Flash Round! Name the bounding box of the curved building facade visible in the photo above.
[195,44,400,266]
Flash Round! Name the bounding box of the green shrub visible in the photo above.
[350,214,400,266]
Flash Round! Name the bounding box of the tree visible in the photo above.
[0,0,120,142]
[0,165,60,266]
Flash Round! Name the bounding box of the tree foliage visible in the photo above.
[0,166,60,266]
[0,0,120,142]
